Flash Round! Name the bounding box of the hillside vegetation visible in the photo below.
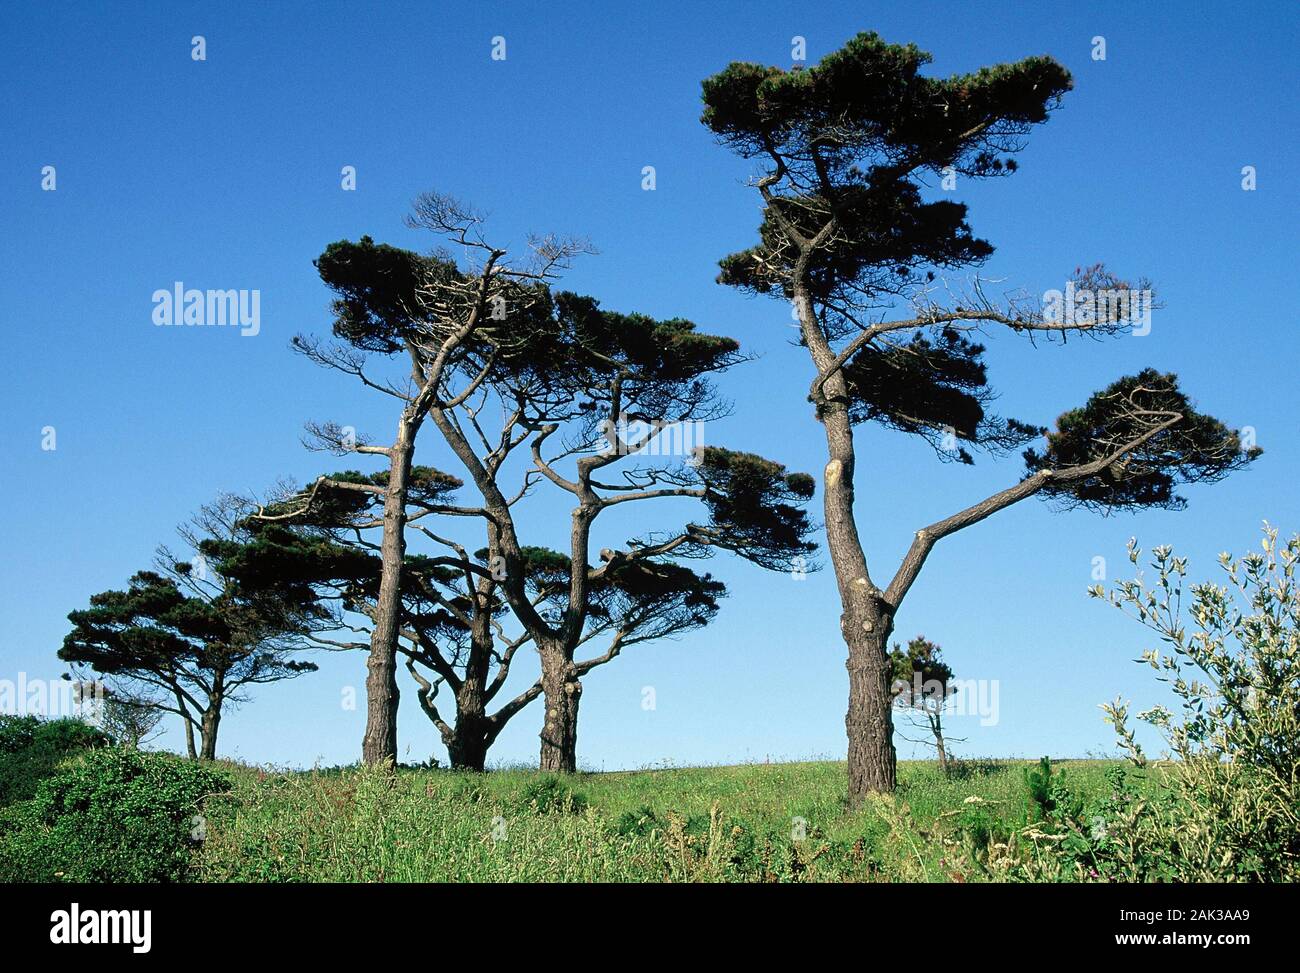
[193,758,1125,883]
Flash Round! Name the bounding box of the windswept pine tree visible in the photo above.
[700,32,1260,798]
[209,474,546,771]
[889,636,958,775]
[59,496,320,759]
[306,193,816,771]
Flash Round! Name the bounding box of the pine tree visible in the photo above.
[701,32,1259,798]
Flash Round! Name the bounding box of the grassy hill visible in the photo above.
[195,758,1124,882]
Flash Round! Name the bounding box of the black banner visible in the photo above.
[0,881,1284,958]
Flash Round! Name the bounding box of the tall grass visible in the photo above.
[196,759,1120,882]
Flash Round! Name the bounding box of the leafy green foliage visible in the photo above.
[844,329,1043,463]
[694,446,817,569]
[942,530,1300,882]
[1025,369,1261,510]
[1095,529,1300,881]
[1022,757,1082,824]
[702,32,1070,306]
[516,775,588,815]
[614,804,660,837]
[313,235,453,354]
[0,748,230,882]
[0,714,108,807]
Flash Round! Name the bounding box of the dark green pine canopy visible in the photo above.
[201,523,381,608]
[203,468,464,615]
[61,571,208,675]
[888,636,955,706]
[716,180,993,302]
[700,33,1070,168]
[841,328,1043,463]
[497,544,727,640]
[702,32,1070,303]
[699,33,1076,465]
[60,570,318,686]
[313,238,746,425]
[314,235,447,354]
[694,446,817,570]
[701,32,1259,507]
[1024,369,1262,511]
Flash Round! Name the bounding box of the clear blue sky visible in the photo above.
[2,1,1295,769]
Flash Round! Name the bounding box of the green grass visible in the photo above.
[195,758,1126,882]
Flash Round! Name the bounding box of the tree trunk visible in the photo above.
[538,647,581,772]
[930,712,948,776]
[175,689,197,760]
[447,724,490,772]
[182,719,197,760]
[199,705,221,761]
[793,287,898,800]
[846,623,897,797]
[447,678,490,772]
[362,418,414,766]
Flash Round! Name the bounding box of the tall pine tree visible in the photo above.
[701,32,1259,798]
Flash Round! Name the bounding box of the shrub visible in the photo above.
[0,714,109,807]
[1094,529,1300,881]
[1023,757,1083,824]
[951,529,1300,882]
[0,748,230,882]
[614,804,659,836]
[515,775,588,814]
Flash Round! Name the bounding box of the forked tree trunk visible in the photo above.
[425,678,533,772]
[538,646,581,772]
[363,417,415,765]
[409,606,540,772]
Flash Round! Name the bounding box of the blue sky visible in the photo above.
[1,1,1295,770]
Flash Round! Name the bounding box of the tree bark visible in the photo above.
[538,645,581,773]
[417,675,538,772]
[175,689,197,760]
[362,417,415,765]
[846,624,897,797]
[929,712,948,776]
[446,722,490,771]
[794,286,897,800]
[446,678,490,772]
[198,704,221,760]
